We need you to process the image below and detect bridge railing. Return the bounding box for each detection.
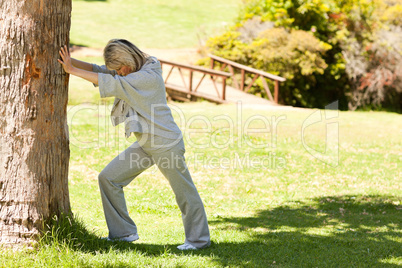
[209,54,286,103]
[160,59,231,104]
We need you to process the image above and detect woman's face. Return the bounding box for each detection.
[116,65,133,76]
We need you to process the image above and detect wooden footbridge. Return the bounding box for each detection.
[160,54,286,105]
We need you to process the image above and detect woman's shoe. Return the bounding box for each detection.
[177,243,198,250]
[102,233,139,242]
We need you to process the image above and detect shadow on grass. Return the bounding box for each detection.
[44,195,401,267]
[204,195,401,267]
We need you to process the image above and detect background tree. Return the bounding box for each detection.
[0,0,72,247]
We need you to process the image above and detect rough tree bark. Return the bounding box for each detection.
[0,0,72,246]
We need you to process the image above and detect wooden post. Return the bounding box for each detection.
[228,65,239,89]
[241,69,245,91]
[210,58,214,70]
[274,81,279,103]
[222,78,227,101]
[189,71,193,92]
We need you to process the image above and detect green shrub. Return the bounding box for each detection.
[204,20,337,107]
[202,0,402,111]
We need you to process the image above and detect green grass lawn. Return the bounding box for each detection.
[1,102,401,267]
[70,0,241,48]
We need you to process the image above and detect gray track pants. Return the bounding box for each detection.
[98,134,210,248]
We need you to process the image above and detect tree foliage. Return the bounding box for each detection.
[203,0,402,110]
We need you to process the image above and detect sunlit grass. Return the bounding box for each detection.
[71,0,241,49]
[1,102,401,267]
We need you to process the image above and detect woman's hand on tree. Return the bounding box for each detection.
[58,45,74,74]
[57,45,98,85]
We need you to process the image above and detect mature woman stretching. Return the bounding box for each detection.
[58,39,210,250]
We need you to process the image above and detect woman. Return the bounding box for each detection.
[58,39,210,250]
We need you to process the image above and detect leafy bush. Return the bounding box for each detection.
[202,0,402,111]
[339,1,402,110]
[204,18,340,107]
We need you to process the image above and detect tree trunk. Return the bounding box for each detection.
[0,0,72,247]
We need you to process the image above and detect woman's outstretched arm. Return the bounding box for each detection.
[71,58,93,71]
[58,45,98,85]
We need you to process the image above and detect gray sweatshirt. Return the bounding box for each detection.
[92,57,182,140]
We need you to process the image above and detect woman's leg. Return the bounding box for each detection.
[98,142,154,239]
[147,139,210,249]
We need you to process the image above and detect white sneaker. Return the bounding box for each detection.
[177,243,198,250]
[102,233,139,242]
[119,233,139,242]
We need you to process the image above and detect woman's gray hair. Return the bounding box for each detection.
[103,39,149,72]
